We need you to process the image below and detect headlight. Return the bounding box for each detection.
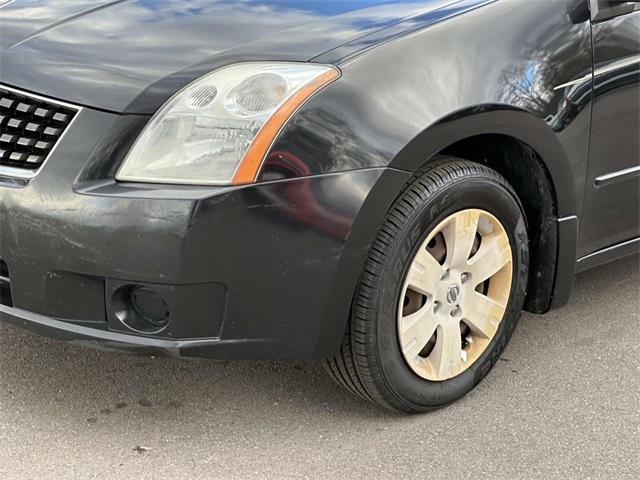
[116,63,339,186]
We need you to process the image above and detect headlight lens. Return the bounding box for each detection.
[116,63,339,186]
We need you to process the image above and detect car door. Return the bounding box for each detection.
[579,0,640,258]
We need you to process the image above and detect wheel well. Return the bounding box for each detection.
[437,134,558,314]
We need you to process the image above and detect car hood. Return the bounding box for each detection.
[0,0,457,114]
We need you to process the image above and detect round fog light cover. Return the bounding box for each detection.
[131,286,171,329]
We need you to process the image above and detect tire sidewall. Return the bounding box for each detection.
[374,176,529,409]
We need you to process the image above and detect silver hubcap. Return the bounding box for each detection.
[397,209,513,381]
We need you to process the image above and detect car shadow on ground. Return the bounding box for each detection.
[0,256,638,427]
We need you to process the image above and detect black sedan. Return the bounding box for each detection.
[0,0,638,413]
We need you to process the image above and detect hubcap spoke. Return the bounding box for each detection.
[430,322,463,378]
[443,210,480,268]
[400,306,439,360]
[462,292,506,339]
[468,233,511,285]
[405,248,444,295]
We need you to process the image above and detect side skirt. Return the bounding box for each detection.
[576,237,640,274]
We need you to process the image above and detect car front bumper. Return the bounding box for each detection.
[0,104,411,359]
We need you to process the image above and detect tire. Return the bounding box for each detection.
[324,158,529,413]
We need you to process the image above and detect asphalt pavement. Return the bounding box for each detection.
[0,257,638,480]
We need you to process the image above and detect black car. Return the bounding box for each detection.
[0,0,638,413]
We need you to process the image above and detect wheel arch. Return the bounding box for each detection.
[390,105,577,218]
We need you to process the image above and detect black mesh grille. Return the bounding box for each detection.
[0,86,78,171]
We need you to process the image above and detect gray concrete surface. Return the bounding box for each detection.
[0,257,638,480]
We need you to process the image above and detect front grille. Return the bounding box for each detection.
[0,85,79,172]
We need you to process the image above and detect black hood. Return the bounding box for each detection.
[0,0,458,113]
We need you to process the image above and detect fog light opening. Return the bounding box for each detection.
[112,285,171,334]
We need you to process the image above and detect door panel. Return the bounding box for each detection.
[579,9,640,257]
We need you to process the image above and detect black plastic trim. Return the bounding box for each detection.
[550,216,578,309]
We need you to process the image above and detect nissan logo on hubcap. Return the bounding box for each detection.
[446,285,460,304]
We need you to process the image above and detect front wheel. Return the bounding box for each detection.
[325,159,529,413]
